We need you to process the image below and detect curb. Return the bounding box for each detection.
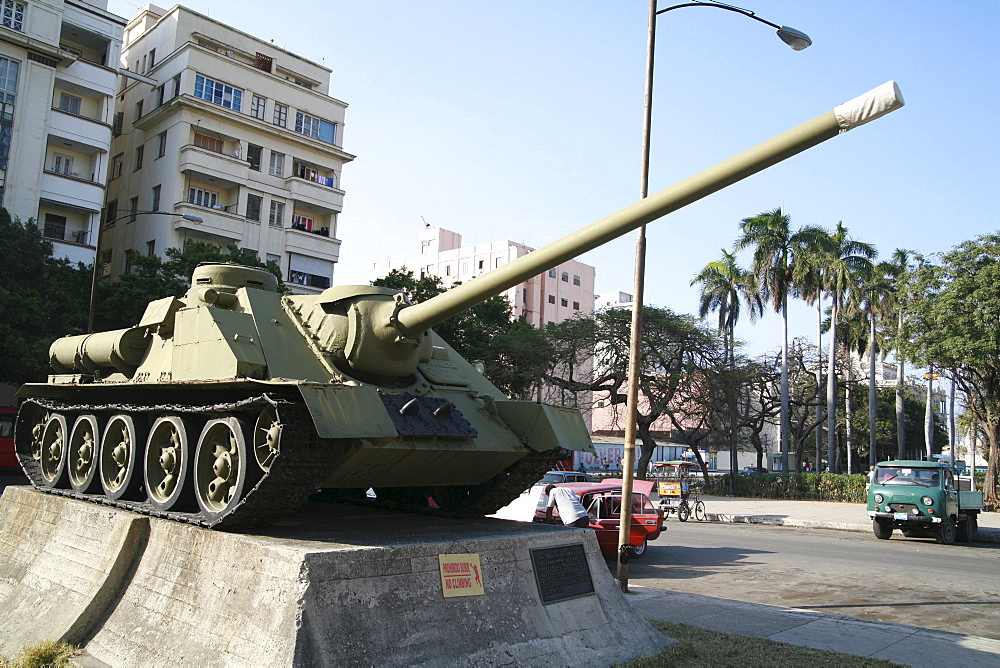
[706,513,1000,544]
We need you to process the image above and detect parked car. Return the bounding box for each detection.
[741,466,769,475]
[535,470,594,485]
[533,483,664,558]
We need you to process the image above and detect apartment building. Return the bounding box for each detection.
[376,225,596,327]
[102,4,354,293]
[0,0,124,264]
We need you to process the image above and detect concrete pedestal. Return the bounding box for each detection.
[0,486,669,666]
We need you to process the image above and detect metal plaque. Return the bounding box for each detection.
[530,544,594,605]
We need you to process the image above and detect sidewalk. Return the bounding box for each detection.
[623,496,1000,666]
[627,587,1000,667]
[698,495,1000,543]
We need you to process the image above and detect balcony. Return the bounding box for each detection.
[173,203,244,244]
[283,175,344,212]
[179,144,248,187]
[284,227,341,262]
[40,172,104,210]
[57,58,118,98]
[48,108,112,153]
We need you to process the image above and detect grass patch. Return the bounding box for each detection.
[620,621,901,667]
[1,640,78,667]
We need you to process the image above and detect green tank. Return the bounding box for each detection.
[14,82,904,528]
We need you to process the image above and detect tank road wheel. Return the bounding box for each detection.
[872,519,893,539]
[252,405,281,473]
[144,416,195,512]
[934,518,957,545]
[100,415,146,500]
[194,417,251,522]
[39,414,70,488]
[68,415,102,493]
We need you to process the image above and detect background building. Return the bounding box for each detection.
[375,225,596,327]
[0,0,124,264]
[102,3,354,293]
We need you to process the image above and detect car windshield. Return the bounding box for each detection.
[876,467,940,487]
[539,473,563,483]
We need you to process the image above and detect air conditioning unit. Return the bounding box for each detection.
[225,50,235,58]
[100,265,111,277]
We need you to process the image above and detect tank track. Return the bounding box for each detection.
[16,395,353,529]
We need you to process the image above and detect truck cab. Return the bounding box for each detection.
[867,459,982,544]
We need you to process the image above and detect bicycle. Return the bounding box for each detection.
[679,492,707,522]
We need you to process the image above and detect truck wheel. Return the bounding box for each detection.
[934,518,957,545]
[958,515,979,543]
[872,519,893,540]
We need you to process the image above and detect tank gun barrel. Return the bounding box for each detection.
[395,81,904,338]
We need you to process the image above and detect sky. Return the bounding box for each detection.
[105,0,1000,358]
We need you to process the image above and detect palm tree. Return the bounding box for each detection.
[735,209,825,472]
[691,249,762,486]
[861,260,896,467]
[817,222,876,472]
[884,249,911,460]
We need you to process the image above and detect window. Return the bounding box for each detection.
[548,268,556,278]
[254,53,273,73]
[147,48,156,71]
[560,298,568,307]
[43,214,66,240]
[273,103,287,127]
[462,262,468,274]
[247,144,262,171]
[157,131,167,158]
[193,74,243,111]
[100,248,112,264]
[268,151,284,177]
[573,274,581,286]
[561,272,569,282]
[1,1,25,31]
[188,186,218,208]
[112,111,123,136]
[522,288,527,303]
[134,145,144,170]
[135,99,143,121]
[129,196,138,222]
[268,200,284,227]
[151,185,160,211]
[194,133,223,153]
[294,111,336,144]
[105,200,118,226]
[0,54,18,106]
[156,84,164,107]
[146,240,155,257]
[445,265,451,276]
[51,153,73,175]
[287,270,330,290]
[171,75,180,99]
[58,92,81,114]
[110,153,123,179]
[478,260,484,271]
[250,95,266,120]
[420,240,432,254]
[246,194,262,222]
[547,295,555,304]
[573,301,580,310]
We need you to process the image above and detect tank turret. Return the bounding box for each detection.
[14,82,904,527]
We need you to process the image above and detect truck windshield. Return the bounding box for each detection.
[875,467,940,487]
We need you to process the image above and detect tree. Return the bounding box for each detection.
[735,208,825,472]
[883,249,913,460]
[904,234,1000,507]
[371,268,548,398]
[95,241,283,331]
[544,307,728,483]
[691,249,761,490]
[861,259,897,467]
[0,211,90,383]
[812,222,875,472]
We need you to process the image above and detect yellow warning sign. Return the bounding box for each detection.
[438,553,484,598]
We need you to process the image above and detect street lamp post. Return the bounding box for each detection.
[617,0,811,592]
[87,210,204,333]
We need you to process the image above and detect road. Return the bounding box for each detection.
[624,520,1000,640]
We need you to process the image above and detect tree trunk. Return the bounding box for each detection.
[780,292,790,473]
[925,369,934,459]
[896,309,905,460]
[985,421,999,509]
[635,425,657,481]
[816,299,824,473]
[826,298,840,471]
[846,377,854,474]
[869,308,877,467]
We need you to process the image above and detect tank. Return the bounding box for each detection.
[14,82,903,528]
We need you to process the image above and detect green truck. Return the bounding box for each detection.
[867,460,983,545]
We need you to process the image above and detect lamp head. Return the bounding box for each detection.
[776,26,812,51]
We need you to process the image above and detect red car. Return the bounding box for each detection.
[0,406,16,467]
[534,482,665,558]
